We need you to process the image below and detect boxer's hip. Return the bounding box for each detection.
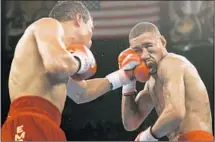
[7,95,62,126]
[2,95,66,141]
[177,130,214,141]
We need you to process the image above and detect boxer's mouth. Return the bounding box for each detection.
[144,60,153,67]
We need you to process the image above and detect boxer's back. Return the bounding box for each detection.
[169,54,213,140]
[150,53,212,140]
[8,20,67,113]
[179,55,212,133]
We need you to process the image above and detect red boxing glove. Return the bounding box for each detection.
[118,48,139,95]
[67,44,97,80]
[106,48,150,91]
[118,48,150,83]
[134,60,150,83]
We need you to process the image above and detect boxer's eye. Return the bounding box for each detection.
[133,46,142,54]
[142,42,153,48]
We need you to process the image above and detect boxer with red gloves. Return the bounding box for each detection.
[120,22,213,142]
[3,1,147,141]
[66,45,150,104]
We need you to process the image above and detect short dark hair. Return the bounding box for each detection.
[129,22,161,41]
[49,1,91,23]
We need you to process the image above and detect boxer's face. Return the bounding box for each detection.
[76,14,94,48]
[130,32,167,75]
[63,14,94,48]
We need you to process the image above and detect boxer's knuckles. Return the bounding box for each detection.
[67,44,97,80]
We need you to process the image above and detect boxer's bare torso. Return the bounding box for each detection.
[9,19,67,113]
[147,53,212,140]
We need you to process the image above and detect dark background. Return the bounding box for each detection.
[1,1,214,141]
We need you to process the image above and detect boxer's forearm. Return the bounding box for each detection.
[84,78,112,100]
[151,107,183,138]
[121,95,141,131]
[67,77,111,104]
[73,78,112,104]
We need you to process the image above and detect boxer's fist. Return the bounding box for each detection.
[118,48,141,71]
[118,48,150,83]
[105,49,136,90]
[118,48,139,95]
[67,44,97,80]
[134,61,150,83]
[105,48,149,91]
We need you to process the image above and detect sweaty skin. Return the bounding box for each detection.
[149,54,212,140]
[9,18,111,113]
[9,18,71,113]
[121,32,212,141]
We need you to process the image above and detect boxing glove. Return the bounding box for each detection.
[67,44,97,80]
[106,48,149,91]
[119,48,150,95]
[118,48,140,95]
[134,60,150,83]
[119,48,150,83]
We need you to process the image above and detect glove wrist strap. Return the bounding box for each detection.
[106,70,131,90]
[73,53,89,74]
[139,127,158,141]
[122,81,136,95]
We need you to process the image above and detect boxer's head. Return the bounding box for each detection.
[129,22,167,75]
[49,1,94,48]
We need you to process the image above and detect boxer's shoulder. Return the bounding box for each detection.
[34,17,60,26]
[157,53,190,79]
[31,18,64,36]
[159,54,187,70]
[159,53,193,69]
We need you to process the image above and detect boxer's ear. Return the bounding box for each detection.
[75,13,84,27]
[160,35,166,48]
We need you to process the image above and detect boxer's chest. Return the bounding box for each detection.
[148,77,165,115]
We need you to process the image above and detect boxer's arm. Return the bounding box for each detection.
[67,77,111,104]
[122,82,154,131]
[34,18,80,79]
[150,58,186,139]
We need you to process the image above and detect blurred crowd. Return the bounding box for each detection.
[4,1,55,55]
[4,1,214,55]
[167,1,214,51]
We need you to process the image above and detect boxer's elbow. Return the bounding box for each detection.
[73,92,88,104]
[123,122,137,131]
[168,106,185,125]
[76,84,104,104]
[173,110,185,123]
[123,115,141,131]
[74,89,95,104]
[73,99,84,104]
[173,106,185,121]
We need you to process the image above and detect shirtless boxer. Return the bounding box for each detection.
[118,22,214,141]
[2,1,145,141]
